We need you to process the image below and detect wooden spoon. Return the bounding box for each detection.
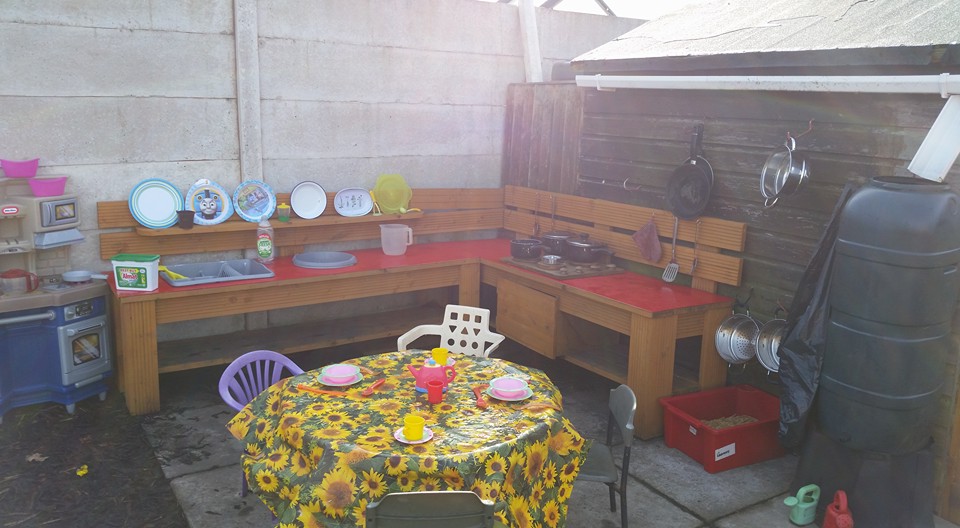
[472,384,489,410]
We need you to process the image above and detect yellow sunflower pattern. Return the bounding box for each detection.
[226,351,589,528]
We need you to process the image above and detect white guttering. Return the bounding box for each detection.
[519,0,544,82]
[575,73,960,182]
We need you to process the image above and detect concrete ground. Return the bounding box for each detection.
[141,341,960,528]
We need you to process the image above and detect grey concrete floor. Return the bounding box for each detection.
[141,340,960,528]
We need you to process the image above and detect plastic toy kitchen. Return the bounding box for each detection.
[0,164,111,423]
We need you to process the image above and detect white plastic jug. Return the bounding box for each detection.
[380,224,413,255]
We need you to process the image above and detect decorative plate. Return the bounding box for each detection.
[333,187,374,217]
[394,427,434,445]
[290,181,327,219]
[317,373,364,387]
[185,179,233,226]
[233,180,276,222]
[486,387,534,402]
[128,178,183,229]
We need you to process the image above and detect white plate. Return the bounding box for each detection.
[233,180,276,222]
[486,387,534,402]
[317,373,364,387]
[394,427,434,445]
[333,187,374,217]
[290,181,327,219]
[185,179,234,225]
[128,178,183,229]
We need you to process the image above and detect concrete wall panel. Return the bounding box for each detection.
[258,0,517,55]
[259,38,524,105]
[0,0,233,33]
[0,24,235,97]
[261,100,497,159]
[0,97,238,166]
[264,154,501,192]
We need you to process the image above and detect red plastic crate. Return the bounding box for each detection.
[659,385,785,473]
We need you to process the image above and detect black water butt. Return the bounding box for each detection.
[817,176,960,454]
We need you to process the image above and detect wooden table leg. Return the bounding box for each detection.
[115,300,161,415]
[458,262,480,306]
[698,306,729,391]
[628,313,678,439]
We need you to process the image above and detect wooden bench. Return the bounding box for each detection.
[98,186,746,438]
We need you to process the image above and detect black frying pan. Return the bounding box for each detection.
[666,125,714,219]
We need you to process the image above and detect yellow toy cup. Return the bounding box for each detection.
[403,414,425,441]
[431,347,449,366]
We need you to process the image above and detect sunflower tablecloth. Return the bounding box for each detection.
[226,351,589,528]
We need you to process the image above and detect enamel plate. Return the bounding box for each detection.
[290,181,327,219]
[394,427,434,445]
[185,179,234,226]
[233,180,277,222]
[333,187,374,217]
[128,178,183,229]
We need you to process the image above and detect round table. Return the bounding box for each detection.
[227,350,588,528]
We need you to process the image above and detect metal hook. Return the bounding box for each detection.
[786,119,815,143]
[623,178,642,191]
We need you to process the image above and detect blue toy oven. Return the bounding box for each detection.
[0,294,111,423]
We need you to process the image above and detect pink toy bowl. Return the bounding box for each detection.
[490,376,529,398]
[27,176,68,197]
[1,158,39,178]
[320,363,360,384]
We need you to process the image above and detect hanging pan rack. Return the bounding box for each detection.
[578,175,643,191]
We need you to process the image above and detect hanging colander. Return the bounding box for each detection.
[714,311,759,364]
[373,174,414,214]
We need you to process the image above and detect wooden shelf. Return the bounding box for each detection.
[136,211,423,237]
[562,342,701,395]
[157,303,443,374]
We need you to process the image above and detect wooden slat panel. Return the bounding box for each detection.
[97,188,504,230]
[503,210,743,287]
[100,208,504,260]
[505,185,746,251]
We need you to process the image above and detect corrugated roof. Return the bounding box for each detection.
[572,0,960,72]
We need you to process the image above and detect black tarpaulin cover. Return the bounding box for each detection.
[778,184,855,448]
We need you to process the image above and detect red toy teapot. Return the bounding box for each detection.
[823,490,854,528]
[408,358,456,393]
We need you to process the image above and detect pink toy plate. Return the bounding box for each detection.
[486,387,534,401]
[318,373,363,387]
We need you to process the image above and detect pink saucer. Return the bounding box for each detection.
[318,373,363,387]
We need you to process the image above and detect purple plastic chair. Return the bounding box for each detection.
[219,349,304,496]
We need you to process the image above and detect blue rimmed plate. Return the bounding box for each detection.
[185,179,233,226]
[128,178,183,229]
[233,180,276,222]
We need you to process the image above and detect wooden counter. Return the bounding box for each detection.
[110,238,732,438]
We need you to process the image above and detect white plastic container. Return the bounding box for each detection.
[111,253,159,291]
[380,224,413,255]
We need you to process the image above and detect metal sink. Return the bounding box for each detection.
[159,259,274,287]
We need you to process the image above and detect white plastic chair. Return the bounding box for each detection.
[397,304,505,358]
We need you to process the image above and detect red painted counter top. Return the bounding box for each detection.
[110,237,731,315]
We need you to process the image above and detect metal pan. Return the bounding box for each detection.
[63,270,108,283]
[666,125,714,219]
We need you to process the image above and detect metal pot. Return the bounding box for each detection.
[540,231,574,255]
[761,137,809,208]
[564,234,612,264]
[510,239,545,261]
[755,317,786,373]
[714,311,759,364]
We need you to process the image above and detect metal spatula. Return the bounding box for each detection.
[662,216,680,282]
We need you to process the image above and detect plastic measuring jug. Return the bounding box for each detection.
[380,224,413,255]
